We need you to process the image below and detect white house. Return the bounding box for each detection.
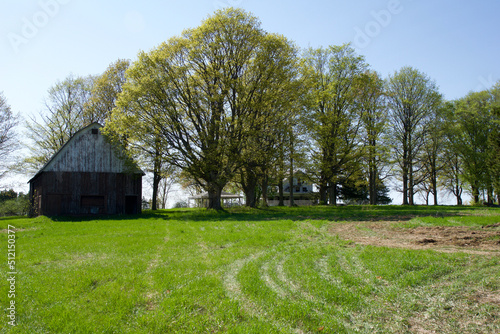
[268,171,317,206]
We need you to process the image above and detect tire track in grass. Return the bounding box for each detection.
[275,255,317,303]
[241,245,353,332]
[224,220,373,333]
[143,232,170,310]
[261,259,288,299]
[223,250,306,334]
[316,255,342,287]
[143,245,163,310]
[276,248,357,331]
[318,250,390,332]
[259,247,314,301]
[336,251,373,286]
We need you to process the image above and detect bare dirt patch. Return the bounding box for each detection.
[328,221,500,255]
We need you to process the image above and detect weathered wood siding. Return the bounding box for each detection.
[30,171,142,216]
[44,124,135,174]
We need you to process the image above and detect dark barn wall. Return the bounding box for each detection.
[30,171,142,216]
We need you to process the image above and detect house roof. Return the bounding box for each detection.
[28,123,144,183]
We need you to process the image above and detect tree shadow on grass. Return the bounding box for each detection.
[42,205,491,223]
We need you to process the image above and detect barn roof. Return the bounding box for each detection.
[28,123,144,183]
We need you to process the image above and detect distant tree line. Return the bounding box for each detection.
[13,8,500,209]
[0,189,30,216]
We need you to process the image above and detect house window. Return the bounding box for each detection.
[302,187,308,192]
[91,128,98,135]
[296,186,300,192]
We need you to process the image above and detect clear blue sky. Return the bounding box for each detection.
[1,0,499,201]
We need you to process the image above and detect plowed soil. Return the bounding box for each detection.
[329,221,500,255]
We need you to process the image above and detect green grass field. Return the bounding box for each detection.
[1,206,499,333]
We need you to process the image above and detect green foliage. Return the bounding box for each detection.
[107,8,300,210]
[385,66,442,205]
[17,8,500,207]
[0,189,17,202]
[0,192,29,216]
[488,82,500,202]
[23,75,95,172]
[444,88,499,204]
[357,71,391,205]
[84,59,130,125]
[0,92,19,179]
[340,177,392,205]
[301,44,368,205]
[173,200,188,208]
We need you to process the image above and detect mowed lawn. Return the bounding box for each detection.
[1,206,499,333]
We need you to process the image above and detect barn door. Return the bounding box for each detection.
[125,195,138,214]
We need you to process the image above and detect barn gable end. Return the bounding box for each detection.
[29,123,144,216]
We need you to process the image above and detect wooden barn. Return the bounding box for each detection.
[28,123,144,216]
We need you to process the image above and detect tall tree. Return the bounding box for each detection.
[441,149,464,205]
[0,92,18,180]
[157,165,178,209]
[419,105,445,205]
[235,35,300,208]
[24,75,94,171]
[452,91,494,203]
[385,66,442,205]
[84,59,130,124]
[302,44,367,205]
[357,71,390,205]
[489,81,500,204]
[108,8,298,210]
[91,59,173,210]
[439,101,466,205]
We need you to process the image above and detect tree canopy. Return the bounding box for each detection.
[107,8,299,209]
[15,8,500,207]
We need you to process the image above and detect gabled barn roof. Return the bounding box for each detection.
[28,123,144,183]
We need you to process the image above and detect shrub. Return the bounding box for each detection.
[173,200,188,208]
[0,196,30,216]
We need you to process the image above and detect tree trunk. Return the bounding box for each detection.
[329,182,337,206]
[242,168,258,208]
[244,185,258,207]
[160,180,167,209]
[369,165,377,205]
[433,178,438,206]
[289,136,294,207]
[368,141,377,205]
[487,185,493,205]
[207,185,223,210]
[402,138,409,205]
[152,159,162,211]
[289,164,294,207]
[402,169,409,205]
[429,156,438,206]
[278,178,284,206]
[261,173,269,207]
[408,159,415,206]
[319,173,328,205]
[151,143,163,211]
[472,185,480,204]
[455,172,462,205]
[278,143,285,206]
